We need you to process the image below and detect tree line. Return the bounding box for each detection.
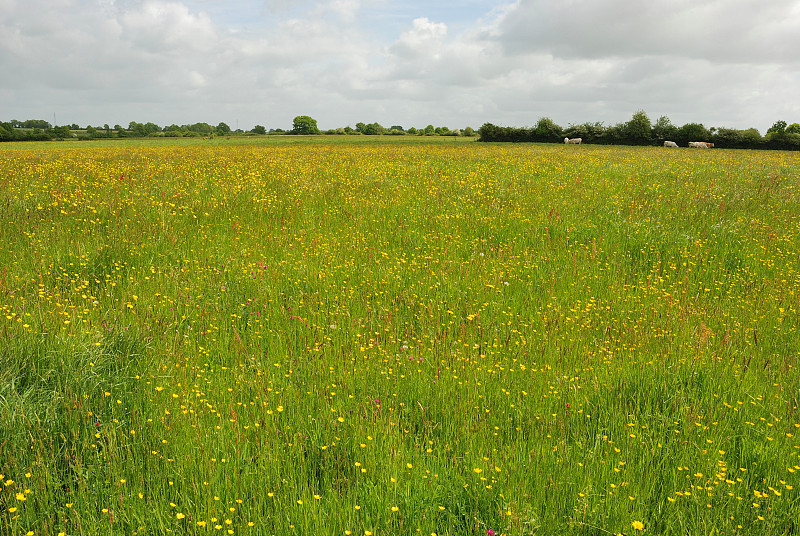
[477,111,800,150]
[4,112,799,149]
[0,120,238,141]
[0,115,477,142]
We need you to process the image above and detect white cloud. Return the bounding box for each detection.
[391,17,448,59]
[120,1,217,52]
[1,0,799,131]
[491,0,800,65]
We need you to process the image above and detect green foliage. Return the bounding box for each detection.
[534,117,562,141]
[188,122,213,134]
[292,115,321,135]
[13,118,51,129]
[767,120,787,135]
[740,127,763,144]
[50,125,71,139]
[652,115,678,142]
[624,110,652,144]
[357,122,384,135]
[3,114,799,150]
[0,122,13,141]
[676,122,710,145]
[127,121,162,137]
[765,121,797,148]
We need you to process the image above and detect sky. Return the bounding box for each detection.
[2,0,799,133]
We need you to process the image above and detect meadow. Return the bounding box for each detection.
[0,137,798,535]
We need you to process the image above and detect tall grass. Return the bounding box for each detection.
[0,139,798,535]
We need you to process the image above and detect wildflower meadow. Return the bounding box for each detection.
[1,137,798,535]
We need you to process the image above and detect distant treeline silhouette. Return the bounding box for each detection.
[478,112,800,150]
[0,117,477,142]
[3,112,799,149]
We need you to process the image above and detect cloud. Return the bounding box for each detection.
[490,0,800,65]
[390,17,448,59]
[1,0,798,131]
[119,1,217,53]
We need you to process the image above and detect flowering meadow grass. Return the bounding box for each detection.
[1,138,798,535]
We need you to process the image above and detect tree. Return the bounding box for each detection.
[216,122,231,135]
[652,115,678,142]
[786,123,800,135]
[51,125,71,139]
[128,121,147,137]
[534,117,563,142]
[676,122,710,145]
[0,122,14,141]
[188,123,212,134]
[624,110,652,144]
[362,122,383,135]
[144,122,161,135]
[767,120,787,135]
[21,119,50,129]
[251,125,266,135]
[406,127,417,135]
[424,125,435,136]
[163,124,183,137]
[462,127,475,137]
[740,128,762,145]
[603,123,627,144]
[564,123,589,141]
[292,115,320,135]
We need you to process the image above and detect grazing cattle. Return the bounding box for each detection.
[689,142,708,148]
[663,141,679,147]
[564,137,582,144]
[704,142,714,148]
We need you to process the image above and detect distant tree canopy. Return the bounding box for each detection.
[355,122,384,135]
[477,111,800,150]
[1,112,797,149]
[291,115,320,135]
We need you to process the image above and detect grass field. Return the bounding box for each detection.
[1,138,798,535]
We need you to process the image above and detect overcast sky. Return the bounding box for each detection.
[2,0,799,133]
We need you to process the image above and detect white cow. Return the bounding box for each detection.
[564,137,582,144]
[688,141,708,148]
[663,141,679,147]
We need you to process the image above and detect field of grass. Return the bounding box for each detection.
[1,138,798,535]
